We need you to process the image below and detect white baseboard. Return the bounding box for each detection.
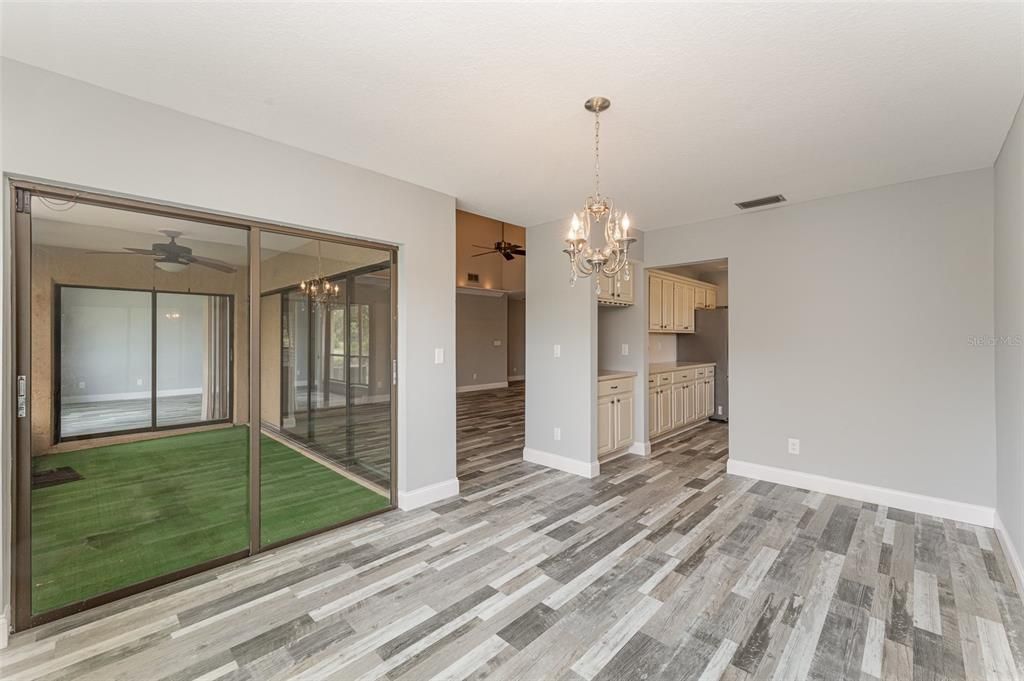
[628,441,651,457]
[523,447,599,478]
[0,610,8,649]
[398,478,460,510]
[456,381,508,394]
[995,511,1024,594]
[726,459,995,527]
[508,375,525,382]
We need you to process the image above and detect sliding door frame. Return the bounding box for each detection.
[9,178,399,630]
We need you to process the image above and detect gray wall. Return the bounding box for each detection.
[995,97,1024,554]
[525,219,596,467]
[456,292,508,388]
[646,169,997,506]
[507,298,525,379]
[1,58,457,518]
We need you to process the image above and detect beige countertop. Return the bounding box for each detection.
[598,369,638,381]
[649,361,716,374]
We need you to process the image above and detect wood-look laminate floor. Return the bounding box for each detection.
[4,382,1023,680]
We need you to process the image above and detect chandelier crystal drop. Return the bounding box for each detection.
[563,97,636,293]
[299,241,341,304]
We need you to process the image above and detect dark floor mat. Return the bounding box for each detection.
[32,466,84,489]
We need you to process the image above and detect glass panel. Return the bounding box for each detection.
[58,287,152,438]
[260,232,392,547]
[29,197,250,615]
[156,292,232,427]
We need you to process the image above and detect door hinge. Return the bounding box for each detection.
[15,189,31,214]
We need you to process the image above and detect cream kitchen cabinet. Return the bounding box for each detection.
[597,262,636,306]
[647,270,715,333]
[646,362,717,439]
[598,373,636,457]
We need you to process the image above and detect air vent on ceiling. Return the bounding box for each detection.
[467,273,480,283]
[735,194,786,210]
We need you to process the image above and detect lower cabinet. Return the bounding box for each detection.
[598,378,635,457]
[648,365,716,439]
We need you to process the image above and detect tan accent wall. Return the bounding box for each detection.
[260,293,282,427]
[455,210,525,292]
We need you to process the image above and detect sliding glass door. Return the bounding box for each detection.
[259,233,394,547]
[57,287,233,439]
[13,181,398,629]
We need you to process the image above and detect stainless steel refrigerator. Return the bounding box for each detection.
[677,308,729,421]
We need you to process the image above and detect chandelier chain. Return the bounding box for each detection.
[593,111,600,198]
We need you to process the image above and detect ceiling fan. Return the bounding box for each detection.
[473,222,525,261]
[87,230,236,273]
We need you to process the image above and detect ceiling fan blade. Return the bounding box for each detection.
[472,251,499,257]
[85,250,151,255]
[472,244,495,250]
[187,255,237,273]
[124,247,160,255]
[511,248,526,256]
[501,250,514,261]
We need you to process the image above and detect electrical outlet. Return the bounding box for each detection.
[621,343,629,356]
[137,378,143,387]
[492,339,502,347]
[553,344,561,358]
[788,438,800,455]
[553,427,561,441]
[434,348,444,364]
[717,405,723,416]
[472,372,478,380]
[78,381,85,389]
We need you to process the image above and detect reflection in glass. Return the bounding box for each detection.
[156,293,232,427]
[260,233,392,546]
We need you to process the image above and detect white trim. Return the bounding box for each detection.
[726,459,995,527]
[62,387,203,404]
[456,381,508,394]
[523,447,600,478]
[398,478,460,510]
[0,611,8,649]
[508,375,525,382]
[628,441,651,457]
[995,511,1024,594]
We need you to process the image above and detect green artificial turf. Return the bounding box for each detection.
[31,426,390,614]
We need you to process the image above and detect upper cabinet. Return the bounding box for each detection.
[597,262,636,306]
[647,270,718,333]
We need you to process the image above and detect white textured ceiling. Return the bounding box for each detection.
[3,2,1022,230]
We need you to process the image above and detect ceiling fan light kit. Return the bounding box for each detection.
[86,229,238,273]
[563,96,636,294]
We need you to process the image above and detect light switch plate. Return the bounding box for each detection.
[553,427,561,441]
[788,438,800,455]
[621,343,629,356]
[434,348,444,364]
[553,344,561,358]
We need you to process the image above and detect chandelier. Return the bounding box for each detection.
[299,241,340,304]
[564,96,636,291]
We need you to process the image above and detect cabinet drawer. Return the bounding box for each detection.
[706,366,715,377]
[599,379,631,397]
[673,369,695,382]
[695,367,706,378]
[656,373,672,386]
